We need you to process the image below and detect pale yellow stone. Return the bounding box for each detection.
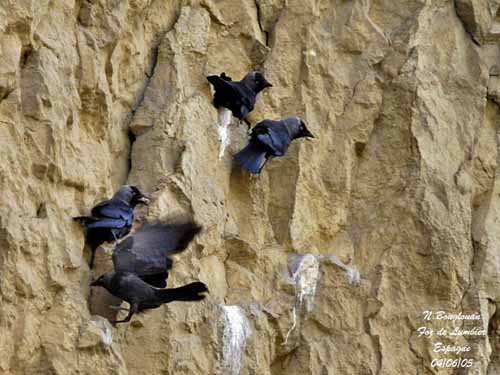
[1,0,500,374]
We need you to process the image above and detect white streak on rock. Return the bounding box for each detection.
[218,108,232,159]
[220,305,252,375]
[78,317,113,348]
[284,254,320,345]
[101,324,113,346]
[324,254,361,285]
[293,254,321,313]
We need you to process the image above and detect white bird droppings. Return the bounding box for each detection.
[283,254,321,345]
[100,325,113,346]
[325,254,361,286]
[220,305,252,375]
[218,108,232,159]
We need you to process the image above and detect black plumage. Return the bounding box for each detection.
[73,185,149,268]
[90,220,207,324]
[207,71,272,124]
[112,221,202,288]
[234,116,314,174]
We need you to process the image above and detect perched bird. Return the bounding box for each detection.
[207,71,272,125]
[73,185,150,269]
[234,117,314,174]
[91,220,207,324]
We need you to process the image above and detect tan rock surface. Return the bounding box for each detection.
[1,0,500,374]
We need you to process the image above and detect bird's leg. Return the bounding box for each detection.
[110,303,138,324]
[109,305,129,312]
[88,248,96,270]
[258,157,270,174]
[243,118,252,132]
[112,231,118,243]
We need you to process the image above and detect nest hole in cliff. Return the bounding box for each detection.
[36,202,47,218]
[19,44,34,68]
[354,141,366,157]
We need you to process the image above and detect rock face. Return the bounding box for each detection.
[1,0,500,374]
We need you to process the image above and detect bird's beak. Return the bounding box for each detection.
[263,79,273,88]
[137,195,150,205]
[90,279,99,287]
[303,128,314,138]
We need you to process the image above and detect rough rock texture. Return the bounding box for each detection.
[1,0,500,374]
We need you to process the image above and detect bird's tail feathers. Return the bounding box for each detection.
[234,142,268,174]
[140,272,168,289]
[73,216,96,226]
[73,216,125,230]
[156,281,208,303]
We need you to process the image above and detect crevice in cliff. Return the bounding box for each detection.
[131,5,179,122]
[87,18,176,321]
[487,300,500,374]
[0,87,13,104]
[104,41,117,97]
[453,0,481,46]
[407,318,425,370]
[20,45,33,68]
[130,45,158,118]
[144,41,160,80]
[125,31,166,173]
[126,130,136,174]
[363,270,383,374]
[199,1,228,27]
[253,0,269,47]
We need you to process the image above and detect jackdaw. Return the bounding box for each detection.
[91,220,207,324]
[234,116,314,174]
[73,185,150,268]
[207,71,272,125]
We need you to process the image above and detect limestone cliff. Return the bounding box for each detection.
[1,0,500,374]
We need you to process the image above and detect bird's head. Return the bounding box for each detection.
[286,117,315,139]
[90,272,114,289]
[117,185,150,207]
[298,119,314,139]
[244,71,273,93]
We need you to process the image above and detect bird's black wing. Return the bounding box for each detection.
[113,236,170,277]
[92,200,132,219]
[231,83,255,118]
[252,121,291,156]
[207,76,254,118]
[112,221,202,277]
[90,200,134,227]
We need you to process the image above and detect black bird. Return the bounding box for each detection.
[91,220,207,324]
[207,71,272,126]
[234,116,314,174]
[73,185,150,269]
